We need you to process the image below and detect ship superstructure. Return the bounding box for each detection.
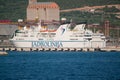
[10,21,106,48]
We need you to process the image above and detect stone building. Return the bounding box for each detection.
[0,23,17,47]
[0,23,17,40]
[27,0,60,21]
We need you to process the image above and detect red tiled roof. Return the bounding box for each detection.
[27,2,59,9]
[0,20,11,23]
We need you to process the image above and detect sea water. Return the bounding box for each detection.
[0,51,120,80]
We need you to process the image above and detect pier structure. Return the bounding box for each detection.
[0,47,120,52]
[0,51,8,55]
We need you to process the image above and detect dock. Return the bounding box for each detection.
[0,47,120,52]
[0,51,8,55]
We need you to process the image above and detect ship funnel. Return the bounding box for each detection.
[56,23,70,35]
[74,24,86,31]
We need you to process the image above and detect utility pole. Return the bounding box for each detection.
[104,20,110,37]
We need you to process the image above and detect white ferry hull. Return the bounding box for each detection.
[11,40,106,48]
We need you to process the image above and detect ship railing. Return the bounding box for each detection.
[16,34,29,37]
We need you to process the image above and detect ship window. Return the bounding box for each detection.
[49,33,56,35]
[39,39,43,40]
[70,39,78,40]
[16,38,24,40]
[84,35,91,37]
[24,35,28,37]
[41,33,47,35]
[88,38,92,41]
[30,35,34,37]
[79,35,83,37]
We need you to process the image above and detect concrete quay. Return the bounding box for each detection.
[100,47,120,52]
[0,47,120,52]
[0,51,8,55]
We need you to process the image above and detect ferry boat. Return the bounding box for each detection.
[10,22,106,48]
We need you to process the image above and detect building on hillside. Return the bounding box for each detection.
[27,0,60,21]
[0,23,17,40]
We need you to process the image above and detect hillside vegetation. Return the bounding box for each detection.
[38,0,120,9]
[0,0,120,26]
[0,0,28,21]
[61,6,120,26]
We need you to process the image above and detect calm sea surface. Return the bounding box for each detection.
[0,51,120,80]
